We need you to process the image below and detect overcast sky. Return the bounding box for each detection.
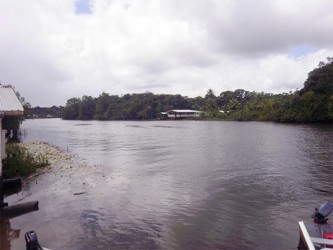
[1,0,333,107]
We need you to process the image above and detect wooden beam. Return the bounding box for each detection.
[1,201,39,219]
[2,111,24,116]
[3,178,22,191]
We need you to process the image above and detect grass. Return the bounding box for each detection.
[2,143,49,178]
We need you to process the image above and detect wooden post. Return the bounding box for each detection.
[0,117,3,222]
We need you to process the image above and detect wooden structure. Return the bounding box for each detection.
[0,85,38,220]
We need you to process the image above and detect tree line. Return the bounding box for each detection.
[32,58,333,123]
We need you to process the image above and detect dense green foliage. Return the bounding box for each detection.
[2,116,23,130]
[30,106,64,118]
[60,59,332,123]
[3,144,49,178]
[62,92,193,120]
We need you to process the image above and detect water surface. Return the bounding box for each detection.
[1,119,332,249]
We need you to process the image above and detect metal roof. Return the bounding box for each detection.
[0,86,24,116]
[169,109,201,113]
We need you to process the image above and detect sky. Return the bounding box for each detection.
[1,0,333,107]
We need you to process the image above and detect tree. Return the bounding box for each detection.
[218,91,234,110]
[297,60,333,122]
[63,98,81,120]
[205,89,215,99]
[60,59,332,123]
[78,95,96,120]
[94,92,111,120]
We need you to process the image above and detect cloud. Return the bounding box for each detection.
[1,0,333,106]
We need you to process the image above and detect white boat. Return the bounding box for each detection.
[298,201,333,250]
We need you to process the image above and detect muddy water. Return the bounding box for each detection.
[1,119,332,249]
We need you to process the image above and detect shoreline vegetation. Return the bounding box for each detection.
[3,142,49,179]
[4,141,106,194]
[3,141,84,179]
[29,59,333,124]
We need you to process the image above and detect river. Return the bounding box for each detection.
[1,119,332,249]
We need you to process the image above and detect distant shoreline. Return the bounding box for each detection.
[25,117,333,125]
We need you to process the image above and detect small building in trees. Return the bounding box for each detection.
[160,109,201,119]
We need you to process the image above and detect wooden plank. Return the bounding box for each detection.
[2,111,24,116]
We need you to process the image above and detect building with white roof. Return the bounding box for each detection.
[160,109,201,119]
[0,85,24,177]
[0,85,24,116]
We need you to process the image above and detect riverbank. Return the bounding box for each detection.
[20,141,74,177]
[19,141,105,184]
[2,141,108,249]
[4,141,107,201]
[3,141,79,179]
[2,140,106,194]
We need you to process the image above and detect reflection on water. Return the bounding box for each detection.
[1,119,332,249]
[77,209,160,249]
[0,220,20,250]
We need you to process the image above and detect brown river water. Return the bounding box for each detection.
[1,119,332,249]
